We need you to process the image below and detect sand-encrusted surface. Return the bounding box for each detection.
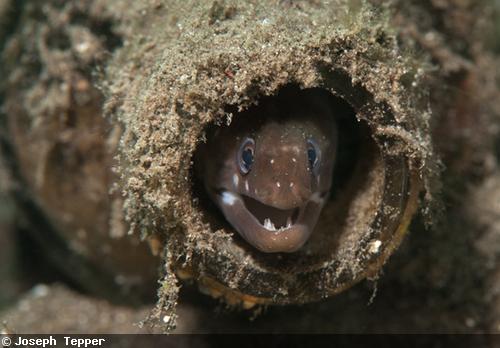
[101,1,438,320]
[1,285,154,334]
[0,0,499,334]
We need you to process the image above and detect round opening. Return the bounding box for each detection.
[191,85,383,274]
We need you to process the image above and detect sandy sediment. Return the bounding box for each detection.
[0,0,499,333]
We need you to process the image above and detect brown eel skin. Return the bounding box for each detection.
[196,89,338,253]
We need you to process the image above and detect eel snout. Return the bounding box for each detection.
[216,189,326,253]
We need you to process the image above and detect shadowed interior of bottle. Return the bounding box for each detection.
[192,85,384,275]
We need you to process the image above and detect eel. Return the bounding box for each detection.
[196,90,338,253]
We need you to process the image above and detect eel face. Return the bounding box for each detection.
[198,91,338,253]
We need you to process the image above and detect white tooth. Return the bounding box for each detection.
[271,221,276,230]
[286,216,292,228]
[264,218,273,230]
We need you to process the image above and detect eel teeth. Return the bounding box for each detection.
[263,218,276,231]
[263,217,293,231]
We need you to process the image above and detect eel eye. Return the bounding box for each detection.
[307,139,320,173]
[238,137,255,175]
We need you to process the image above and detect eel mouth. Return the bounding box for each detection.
[241,195,300,231]
[213,188,325,253]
